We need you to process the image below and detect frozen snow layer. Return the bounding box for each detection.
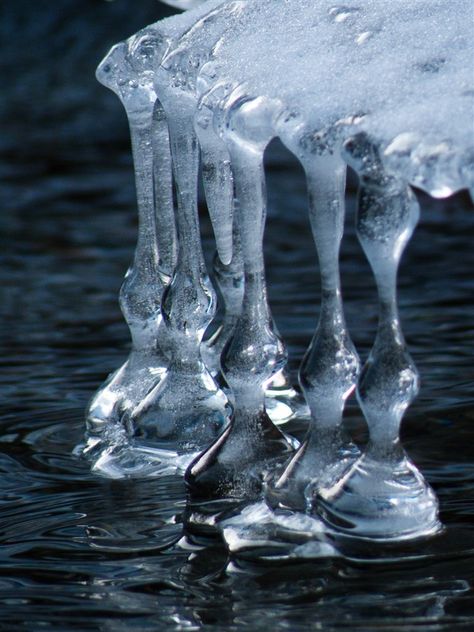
[174,0,474,196]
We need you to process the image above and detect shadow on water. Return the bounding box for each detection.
[0,1,473,630]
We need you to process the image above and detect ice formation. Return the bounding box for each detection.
[80,0,473,544]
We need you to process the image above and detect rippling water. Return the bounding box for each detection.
[2,2,474,629]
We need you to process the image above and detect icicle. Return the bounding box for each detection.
[317,133,440,540]
[265,133,360,511]
[129,61,231,454]
[186,94,295,500]
[195,78,235,266]
[196,78,307,423]
[195,75,243,377]
[82,31,174,469]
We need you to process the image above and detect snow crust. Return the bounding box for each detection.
[163,0,473,196]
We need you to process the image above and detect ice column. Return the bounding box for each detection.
[186,95,295,500]
[129,44,230,451]
[317,134,440,540]
[194,78,243,378]
[266,129,360,511]
[83,31,176,462]
[196,83,307,420]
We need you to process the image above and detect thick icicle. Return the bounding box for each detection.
[82,32,175,472]
[186,95,295,501]
[129,60,230,456]
[167,0,305,434]
[196,80,307,423]
[317,133,440,540]
[265,140,360,511]
[196,79,243,377]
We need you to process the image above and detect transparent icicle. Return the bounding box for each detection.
[265,142,360,511]
[186,95,295,500]
[195,78,242,377]
[169,2,302,423]
[318,133,440,541]
[82,31,175,469]
[130,64,230,453]
[195,79,305,423]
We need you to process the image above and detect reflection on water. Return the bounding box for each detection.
[1,1,474,629]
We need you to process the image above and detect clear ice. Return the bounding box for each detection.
[82,32,177,475]
[80,0,473,547]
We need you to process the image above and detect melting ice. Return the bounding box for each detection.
[79,0,473,551]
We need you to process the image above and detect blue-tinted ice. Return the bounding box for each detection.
[79,0,473,552]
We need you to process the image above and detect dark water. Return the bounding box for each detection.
[1,1,474,630]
